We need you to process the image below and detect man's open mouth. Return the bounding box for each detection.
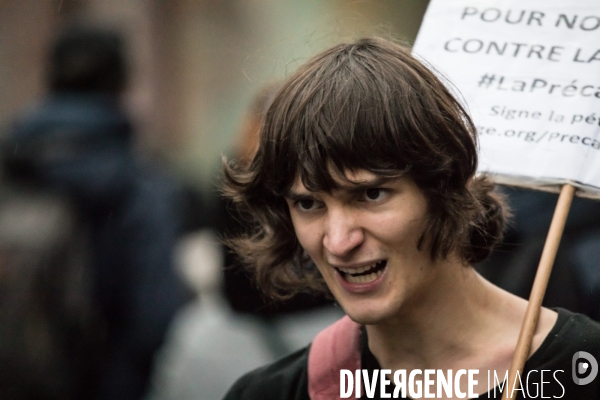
[335,260,387,284]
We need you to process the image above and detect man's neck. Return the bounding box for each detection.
[364,263,525,373]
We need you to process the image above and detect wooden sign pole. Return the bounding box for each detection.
[501,184,576,400]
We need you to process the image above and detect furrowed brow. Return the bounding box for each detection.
[285,176,395,200]
[285,191,314,202]
[343,176,393,195]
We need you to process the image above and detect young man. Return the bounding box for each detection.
[222,38,600,399]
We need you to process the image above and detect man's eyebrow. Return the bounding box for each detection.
[285,176,396,200]
[284,191,313,202]
[342,176,394,194]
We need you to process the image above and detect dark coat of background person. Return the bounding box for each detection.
[0,27,191,400]
[477,186,600,322]
[0,188,97,400]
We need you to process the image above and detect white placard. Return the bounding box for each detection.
[413,0,600,198]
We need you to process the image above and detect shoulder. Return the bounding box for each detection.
[548,308,600,349]
[223,346,310,400]
[525,309,600,399]
[531,308,600,362]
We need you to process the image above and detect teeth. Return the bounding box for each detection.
[337,263,378,275]
[344,268,384,284]
[335,261,386,284]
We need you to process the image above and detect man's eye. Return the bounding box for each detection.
[363,188,388,202]
[297,199,318,211]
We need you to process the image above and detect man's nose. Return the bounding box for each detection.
[322,209,364,258]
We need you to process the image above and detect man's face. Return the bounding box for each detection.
[285,170,443,325]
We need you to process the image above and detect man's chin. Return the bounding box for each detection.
[343,306,392,326]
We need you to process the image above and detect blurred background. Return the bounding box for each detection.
[0,0,429,187]
[1,1,598,400]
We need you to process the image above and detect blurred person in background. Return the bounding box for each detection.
[1,25,191,400]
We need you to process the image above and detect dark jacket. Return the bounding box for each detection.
[3,93,189,400]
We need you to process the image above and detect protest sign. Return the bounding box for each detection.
[413,0,600,198]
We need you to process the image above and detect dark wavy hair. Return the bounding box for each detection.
[223,37,507,299]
